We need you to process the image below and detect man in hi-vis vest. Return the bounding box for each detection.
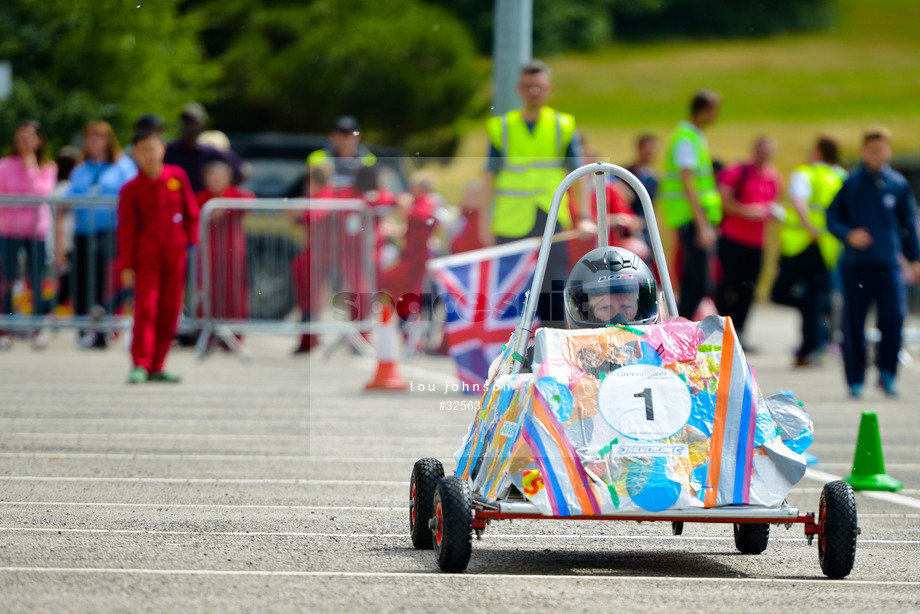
[772,136,846,367]
[660,90,723,319]
[307,116,377,193]
[479,60,594,328]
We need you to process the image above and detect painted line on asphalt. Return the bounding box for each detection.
[0,432,461,443]
[792,487,920,495]
[4,476,917,496]
[0,476,406,486]
[5,500,919,521]
[804,468,920,511]
[0,499,916,519]
[0,452,423,463]
[0,568,917,586]
[0,502,406,511]
[0,527,916,545]
[812,462,920,471]
[0,418,310,427]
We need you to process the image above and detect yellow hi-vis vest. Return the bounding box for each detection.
[487,107,576,238]
[779,163,847,269]
[307,148,377,190]
[660,121,722,229]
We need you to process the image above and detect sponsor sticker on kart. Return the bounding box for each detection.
[607,443,689,458]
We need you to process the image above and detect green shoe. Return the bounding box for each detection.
[127,367,148,384]
[148,370,181,383]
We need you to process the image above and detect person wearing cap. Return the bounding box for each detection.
[118,128,200,384]
[307,116,377,192]
[164,102,246,193]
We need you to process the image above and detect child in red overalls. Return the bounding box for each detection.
[383,173,441,321]
[196,161,254,325]
[292,165,336,354]
[118,130,199,383]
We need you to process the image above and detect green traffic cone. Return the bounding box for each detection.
[843,411,903,492]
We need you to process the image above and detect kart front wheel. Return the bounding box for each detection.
[819,480,858,578]
[432,476,472,572]
[409,458,444,549]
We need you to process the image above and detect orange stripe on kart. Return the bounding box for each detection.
[706,317,736,508]
[531,392,599,514]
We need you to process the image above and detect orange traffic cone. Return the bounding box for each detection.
[365,303,409,391]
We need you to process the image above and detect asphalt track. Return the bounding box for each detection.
[1,304,918,613]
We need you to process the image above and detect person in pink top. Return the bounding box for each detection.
[0,120,58,349]
[716,136,784,343]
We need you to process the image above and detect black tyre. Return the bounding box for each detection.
[409,458,444,549]
[432,476,472,573]
[819,480,858,579]
[733,522,770,554]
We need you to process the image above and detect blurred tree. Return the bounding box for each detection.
[610,0,835,40]
[0,0,218,152]
[192,0,484,153]
[427,0,616,56]
[430,0,834,51]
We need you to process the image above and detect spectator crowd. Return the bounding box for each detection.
[0,59,918,395]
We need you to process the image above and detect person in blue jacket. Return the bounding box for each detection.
[63,120,125,349]
[826,127,920,397]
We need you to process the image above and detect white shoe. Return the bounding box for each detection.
[31,332,48,350]
[0,335,12,351]
[77,331,98,349]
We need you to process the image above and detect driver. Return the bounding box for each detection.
[564,246,659,328]
[587,290,639,324]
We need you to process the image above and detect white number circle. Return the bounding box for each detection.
[597,364,691,441]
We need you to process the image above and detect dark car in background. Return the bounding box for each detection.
[224,133,408,320]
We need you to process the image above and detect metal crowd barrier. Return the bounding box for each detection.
[1,194,917,359]
[0,194,129,335]
[195,197,377,359]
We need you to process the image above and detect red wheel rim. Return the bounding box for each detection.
[435,501,443,548]
[819,498,827,552]
[410,482,416,526]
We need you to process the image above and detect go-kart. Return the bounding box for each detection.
[410,163,858,577]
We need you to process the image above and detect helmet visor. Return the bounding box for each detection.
[565,276,658,326]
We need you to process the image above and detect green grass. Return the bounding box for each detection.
[432,0,920,205]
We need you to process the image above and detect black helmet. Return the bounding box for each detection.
[564,247,658,328]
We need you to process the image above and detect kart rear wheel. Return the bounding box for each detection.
[733,522,770,554]
[819,480,858,578]
[409,458,444,549]
[432,476,472,573]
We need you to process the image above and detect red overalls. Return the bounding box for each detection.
[196,185,254,321]
[118,165,199,372]
[383,194,439,320]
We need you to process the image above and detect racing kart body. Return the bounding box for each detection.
[410,163,857,578]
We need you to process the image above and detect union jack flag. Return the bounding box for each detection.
[427,239,541,391]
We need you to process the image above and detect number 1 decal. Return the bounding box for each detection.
[597,364,691,440]
[634,388,654,420]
